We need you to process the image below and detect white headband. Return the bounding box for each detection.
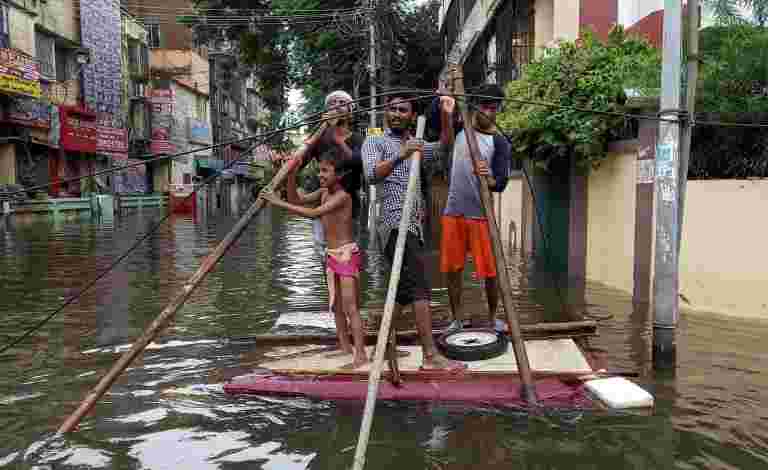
[325,90,355,110]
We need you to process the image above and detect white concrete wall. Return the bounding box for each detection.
[618,0,664,27]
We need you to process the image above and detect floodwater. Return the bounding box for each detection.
[0,207,766,469]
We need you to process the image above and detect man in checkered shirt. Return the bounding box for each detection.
[362,90,466,372]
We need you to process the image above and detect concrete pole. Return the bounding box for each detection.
[676,0,699,255]
[652,0,684,367]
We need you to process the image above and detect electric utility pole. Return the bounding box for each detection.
[677,0,699,255]
[652,0,684,367]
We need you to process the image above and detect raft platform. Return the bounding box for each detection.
[224,338,600,406]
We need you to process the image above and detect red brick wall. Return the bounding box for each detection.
[580,0,619,41]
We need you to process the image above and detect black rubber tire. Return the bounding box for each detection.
[436,328,509,362]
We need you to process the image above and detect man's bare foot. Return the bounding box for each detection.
[325,347,353,358]
[340,354,370,370]
[420,354,468,373]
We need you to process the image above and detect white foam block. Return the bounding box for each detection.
[584,377,654,409]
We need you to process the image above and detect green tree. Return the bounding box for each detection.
[698,24,768,112]
[496,27,661,173]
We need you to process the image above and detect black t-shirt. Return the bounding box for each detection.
[308,127,364,162]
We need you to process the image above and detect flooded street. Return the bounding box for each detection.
[1,208,767,469]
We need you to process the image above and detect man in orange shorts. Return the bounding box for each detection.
[439,84,510,332]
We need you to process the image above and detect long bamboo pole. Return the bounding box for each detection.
[453,67,538,405]
[57,154,307,434]
[351,116,427,470]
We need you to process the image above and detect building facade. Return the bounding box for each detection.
[121,0,267,213]
[438,0,668,89]
[0,0,83,195]
[118,10,150,193]
[437,0,671,302]
[0,0,142,197]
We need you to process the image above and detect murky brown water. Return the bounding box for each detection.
[0,207,767,469]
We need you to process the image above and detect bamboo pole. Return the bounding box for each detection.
[351,116,427,470]
[453,67,538,405]
[57,154,307,435]
[233,320,598,346]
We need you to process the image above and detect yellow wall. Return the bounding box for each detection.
[679,180,768,319]
[0,144,16,185]
[534,0,554,54]
[534,0,580,56]
[586,150,637,294]
[553,0,581,41]
[585,148,768,319]
[498,177,523,251]
[9,8,35,55]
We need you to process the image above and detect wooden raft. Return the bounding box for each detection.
[258,338,593,377]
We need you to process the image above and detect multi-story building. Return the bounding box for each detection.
[0,0,87,195]
[123,0,266,213]
[438,0,667,89]
[148,49,211,197]
[118,10,151,193]
[0,0,133,197]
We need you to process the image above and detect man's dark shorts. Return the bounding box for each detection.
[383,229,431,306]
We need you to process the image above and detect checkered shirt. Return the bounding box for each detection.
[361,129,442,249]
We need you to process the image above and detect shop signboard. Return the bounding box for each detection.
[0,48,41,98]
[59,106,98,153]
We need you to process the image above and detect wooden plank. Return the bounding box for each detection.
[239,320,597,346]
[258,338,593,376]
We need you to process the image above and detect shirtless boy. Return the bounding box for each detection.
[262,150,368,368]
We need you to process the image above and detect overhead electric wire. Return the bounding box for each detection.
[0,91,436,356]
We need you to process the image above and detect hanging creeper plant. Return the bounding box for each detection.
[497,26,661,173]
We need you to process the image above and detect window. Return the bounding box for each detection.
[55,47,75,81]
[0,3,10,48]
[128,41,147,76]
[183,173,191,184]
[247,91,258,115]
[486,35,497,84]
[146,22,160,48]
[195,95,207,120]
[35,31,55,79]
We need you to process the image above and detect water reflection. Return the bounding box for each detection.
[0,207,766,469]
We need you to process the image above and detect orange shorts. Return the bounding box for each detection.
[439,215,497,279]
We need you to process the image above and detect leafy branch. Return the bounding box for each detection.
[497,27,661,173]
